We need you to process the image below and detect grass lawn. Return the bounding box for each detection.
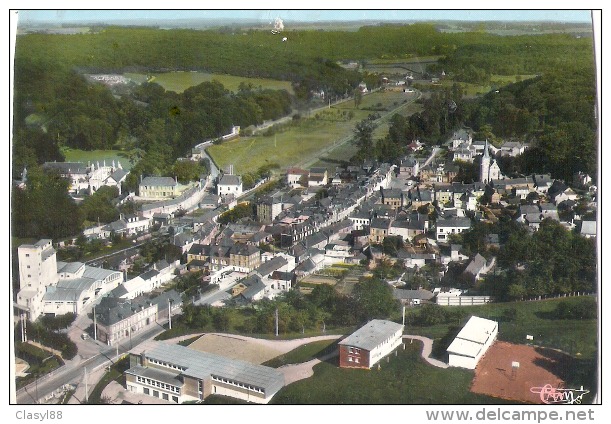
[207,113,366,175]
[61,148,135,171]
[368,55,444,65]
[403,297,598,359]
[15,342,65,390]
[271,344,510,404]
[125,71,294,94]
[87,356,130,404]
[441,74,537,97]
[262,339,339,368]
[208,90,420,174]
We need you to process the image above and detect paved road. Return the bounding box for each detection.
[15,321,168,404]
[403,335,449,369]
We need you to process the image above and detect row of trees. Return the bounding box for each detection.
[173,277,399,336]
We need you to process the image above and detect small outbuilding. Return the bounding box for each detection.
[447,315,498,369]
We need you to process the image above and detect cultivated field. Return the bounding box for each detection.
[125,71,294,94]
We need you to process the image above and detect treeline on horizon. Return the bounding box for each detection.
[11,23,598,242]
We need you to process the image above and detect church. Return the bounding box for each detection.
[480,140,502,183]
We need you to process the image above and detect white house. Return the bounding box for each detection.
[217,174,243,199]
[436,217,471,242]
[447,315,498,369]
[286,168,309,188]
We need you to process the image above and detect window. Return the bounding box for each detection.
[153,390,159,398]
[163,393,169,401]
[144,388,150,395]
[348,357,353,362]
[172,396,178,403]
[355,358,360,363]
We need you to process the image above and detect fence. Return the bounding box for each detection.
[436,296,492,306]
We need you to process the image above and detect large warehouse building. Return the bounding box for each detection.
[447,315,498,369]
[125,341,285,404]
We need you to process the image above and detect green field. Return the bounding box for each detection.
[368,55,444,65]
[403,297,598,359]
[271,343,507,404]
[440,74,537,97]
[262,339,338,368]
[208,90,420,174]
[125,71,294,94]
[61,148,134,171]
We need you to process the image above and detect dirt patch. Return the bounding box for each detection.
[187,334,283,364]
[470,341,565,404]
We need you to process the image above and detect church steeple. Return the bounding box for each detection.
[480,139,491,183]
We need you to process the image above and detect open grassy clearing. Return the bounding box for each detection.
[61,148,135,171]
[368,55,444,65]
[208,90,420,175]
[271,343,507,404]
[402,297,597,359]
[262,339,338,368]
[208,109,365,175]
[125,71,294,94]
[438,74,537,97]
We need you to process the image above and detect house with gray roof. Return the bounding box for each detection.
[217,174,243,198]
[338,320,404,369]
[126,341,285,404]
[436,217,471,242]
[463,254,493,281]
[140,176,185,199]
[393,288,435,305]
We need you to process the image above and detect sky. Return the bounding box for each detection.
[16,9,593,25]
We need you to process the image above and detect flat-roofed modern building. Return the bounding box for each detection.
[338,319,404,369]
[447,315,498,369]
[125,341,285,404]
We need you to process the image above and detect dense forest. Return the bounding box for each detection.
[380,68,597,181]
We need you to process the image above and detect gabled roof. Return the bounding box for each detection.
[109,169,128,182]
[240,275,266,300]
[370,217,391,230]
[436,217,471,228]
[218,174,242,186]
[129,342,285,394]
[254,256,288,277]
[464,254,487,275]
[393,289,434,301]
[141,176,176,187]
[339,319,404,351]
